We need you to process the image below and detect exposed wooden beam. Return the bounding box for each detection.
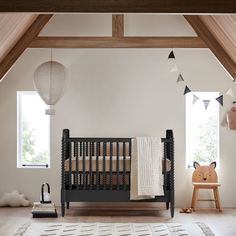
[0,0,235,13]
[29,36,207,48]
[112,15,124,38]
[184,15,236,80]
[0,14,53,81]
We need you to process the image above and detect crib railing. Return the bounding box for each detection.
[62,130,132,191]
[61,129,174,192]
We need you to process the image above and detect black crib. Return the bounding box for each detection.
[61,129,175,217]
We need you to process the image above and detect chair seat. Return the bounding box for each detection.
[193,182,221,188]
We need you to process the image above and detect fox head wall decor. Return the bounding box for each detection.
[192,161,218,183]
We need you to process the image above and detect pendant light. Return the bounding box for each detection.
[33,49,66,115]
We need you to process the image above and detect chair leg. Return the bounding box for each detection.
[213,187,222,212]
[213,188,219,209]
[191,187,198,211]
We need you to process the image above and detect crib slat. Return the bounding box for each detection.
[82,142,86,189]
[123,141,126,190]
[116,142,120,190]
[129,139,132,157]
[92,141,94,156]
[80,173,82,186]
[110,142,113,190]
[79,140,82,188]
[163,142,167,191]
[89,142,93,189]
[96,142,99,190]
[103,142,106,190]
[69,142,72,190]
[74,142,79,188]
[80,142,82,156]
[86,141,88,157]
[129,140,132,188]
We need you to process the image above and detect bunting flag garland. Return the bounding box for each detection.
[167,50,228,109]
[226,88,234,97]
[177,74,184,82]
[203,100,211,110]
[184,86,191,95]
[192,94,200,104]
[168,50,175,59]
[170,63,178,73]
[215,95,223,106]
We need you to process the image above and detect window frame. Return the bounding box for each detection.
[185,91,220,169]
[17,91,51,168]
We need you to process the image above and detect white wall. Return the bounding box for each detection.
[0,15,236,208]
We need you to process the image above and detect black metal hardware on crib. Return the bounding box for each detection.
[61,129,175,217]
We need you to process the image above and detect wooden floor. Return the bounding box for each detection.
[1,206,236,236]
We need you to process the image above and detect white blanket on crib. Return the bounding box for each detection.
[130,137,164,200]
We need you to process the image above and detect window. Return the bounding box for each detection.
[186,92,219,168]
[17,91,50,168]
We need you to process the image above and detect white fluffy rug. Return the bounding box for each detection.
[14,222,215,236]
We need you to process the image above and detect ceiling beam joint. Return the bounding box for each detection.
[112,14,124,38]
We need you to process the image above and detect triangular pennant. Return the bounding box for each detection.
[177,74,184,82]
[203,100,210,110]
[170,63,178,73]
[192,94,200,104]
[184,86,191,95]
[226,88,234,97]
[168,50,175,59]
[215,95,223,106]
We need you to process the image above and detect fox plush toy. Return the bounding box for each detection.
[192,161,218,183]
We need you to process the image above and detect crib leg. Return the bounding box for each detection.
[171,203,174,218]
[61,202,65,217]
[166,202,169,210]
[67,202,70,209]
[170,192,175,218]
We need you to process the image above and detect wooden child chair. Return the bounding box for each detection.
[191,161,222,212]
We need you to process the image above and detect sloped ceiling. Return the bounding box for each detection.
[0,14,236,81]
[200,15,236,64]
[185,15,236,80]
[0,14,38,62]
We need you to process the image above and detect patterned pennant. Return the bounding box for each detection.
[203,100,210,110]
[168,50,175,59]
[226,88,234,97]
[192,94,200,104]
[170,63,178,73]
[184,86,191,95]
[177,74,184,82]
[215,95,223,106]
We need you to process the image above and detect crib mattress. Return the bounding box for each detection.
[65,156,171,172]
[65,156,131,172]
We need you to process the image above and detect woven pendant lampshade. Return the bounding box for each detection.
[34,61,66,115]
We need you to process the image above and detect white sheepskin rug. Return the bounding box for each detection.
[0,190,30,207]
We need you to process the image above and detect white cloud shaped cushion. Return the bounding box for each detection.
[0,190,30,207]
